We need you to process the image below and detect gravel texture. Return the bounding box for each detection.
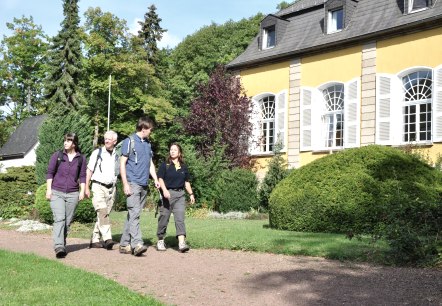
[0,227,441,305]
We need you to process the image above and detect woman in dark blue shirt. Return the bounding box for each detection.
[156,143,194,252]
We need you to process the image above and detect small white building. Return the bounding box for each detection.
[0,115,47,172]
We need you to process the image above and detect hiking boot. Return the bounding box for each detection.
[178,241,190,253]
[55,247,67,258]
[104,239,116,250]
[119,245,132,254]
[90,241,103,249]
[156,239,167,251]
[133,244,148,256]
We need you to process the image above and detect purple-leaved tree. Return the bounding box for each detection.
[185,66,253,167]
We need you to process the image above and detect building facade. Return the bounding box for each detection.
[227,0,442,178]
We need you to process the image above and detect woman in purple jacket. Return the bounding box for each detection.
[46,133,87,258]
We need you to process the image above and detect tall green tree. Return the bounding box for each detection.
[81,8,174,142]
[81,7,133,144]
[0,16,49,125]
[137,4,166,67]
[166,14,263,111]
[45,0,83,112]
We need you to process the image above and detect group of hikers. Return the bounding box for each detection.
[45,116,195,259]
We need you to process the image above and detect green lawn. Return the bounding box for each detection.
[0,249,164,306]
[2,210,389,263]
[67,210,388,264]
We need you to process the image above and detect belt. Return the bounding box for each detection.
[92,180,114,189]
[170,188,183,191]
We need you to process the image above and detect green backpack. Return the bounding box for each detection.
[113,135,136,177]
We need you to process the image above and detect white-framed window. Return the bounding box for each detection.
[408,0,429,13]
[250,90,287,154]
[328,8,344,33]
[262,25,276,49]
[376,66,442,145]
[260,96,275,152]
[300,79,360,151]
[402,70,432,142]
[322,84,344,148]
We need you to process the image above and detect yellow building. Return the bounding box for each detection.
[227,0,442,178]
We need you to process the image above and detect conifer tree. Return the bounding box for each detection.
[137,4,166,67]
[45,0,83,112]
[35,112,93,184]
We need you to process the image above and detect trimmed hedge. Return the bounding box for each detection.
[269,145,442,265]
[214,168,259,213]
[34,184,95,224]
[0,166,38,218]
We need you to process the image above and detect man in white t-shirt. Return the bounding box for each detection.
[85,130,118,250]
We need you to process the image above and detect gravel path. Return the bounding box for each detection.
[0,229,441,306]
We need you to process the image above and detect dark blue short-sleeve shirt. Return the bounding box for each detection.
[121,133,153,187]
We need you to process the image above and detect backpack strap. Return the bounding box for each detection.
[75,154,83,182]
[92,147,102,173]
[54,150,64,175]
[128,134,137,164]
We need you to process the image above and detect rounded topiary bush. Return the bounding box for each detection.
[34,184,96,224]
[269,145,442,237]
[214,168,259,213]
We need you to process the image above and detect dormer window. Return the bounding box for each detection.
[328,8,343,33]
[262,25,276,49]
[408,0,429,13]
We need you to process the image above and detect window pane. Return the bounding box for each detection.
[267,27,275,48]
[334,9,343,30]
[402,70,433,143]
[264,25,276,48]
[259,95,276,152]
[323,84,344,147]
[411,0,428,11]
[329,8,343,32]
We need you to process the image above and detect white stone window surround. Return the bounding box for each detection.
[376,65,442,146]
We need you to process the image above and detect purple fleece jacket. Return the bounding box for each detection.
[46,151,87,193]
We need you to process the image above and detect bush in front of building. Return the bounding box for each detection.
[258,144,291,212]
[214,168,259,213]
[0,166,38,218]
[269,145,442,265]
[34,184,95,224]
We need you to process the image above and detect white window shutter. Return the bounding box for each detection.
[344,78,360,148]
[300,87,313,151]
[249,98,261,154]
[311,89,323,151]
[432,65,442,142]
[275,90,287,151]
[376,74,394,145]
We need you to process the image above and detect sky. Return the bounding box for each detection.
[0,0,281,48]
